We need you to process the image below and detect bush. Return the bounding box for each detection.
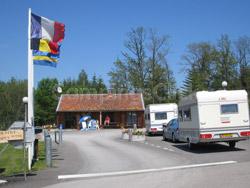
[132,129,145,136]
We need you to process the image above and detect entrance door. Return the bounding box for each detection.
[65,113,77,129]
[127,112,138,127]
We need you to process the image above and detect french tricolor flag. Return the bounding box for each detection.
[31,13,65,43]
[30,12,65,67]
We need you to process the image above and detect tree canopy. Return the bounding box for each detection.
[109,27,176,105]
[0,78,27,130]
[181,34,250,98]
[1,30,250,129]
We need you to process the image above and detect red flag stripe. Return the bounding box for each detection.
[53,22,65,43]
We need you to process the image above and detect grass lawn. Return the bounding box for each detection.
[0,141,46,176]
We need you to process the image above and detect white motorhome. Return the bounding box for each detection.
[145,103,178,135]
[178,90,250,149]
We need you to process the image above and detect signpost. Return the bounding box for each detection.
[0,130,24,143]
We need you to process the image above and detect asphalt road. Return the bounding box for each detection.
[46,129,250,188]
[5,129,250,188]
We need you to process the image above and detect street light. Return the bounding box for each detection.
[222,81,228,90]
[57,86,62,94]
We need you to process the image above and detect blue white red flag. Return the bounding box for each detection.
[31,13,65,67]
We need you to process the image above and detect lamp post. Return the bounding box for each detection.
[22,97,28,181]
[55,86,63,144]
[222,81,228,90]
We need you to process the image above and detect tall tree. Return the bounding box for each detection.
[0,78,27,130]
[109,27,176,104]
[181,42,216,95]
[235,36,250,94]
[35,78,59,126]
[96,77,107,93]
[146,29,173,103]
[212,35,238,90]
[77,69,89,87]
[108,59,130,93]
[123,27,148,92]
[91,74,98,90]
[63,69,108,94]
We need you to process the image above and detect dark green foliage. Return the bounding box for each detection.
[34,78,59,126]
[211,35,239,90]
[77,69,89,87]
[235,36,250,96]
[63,69,107,94]
[108,59,130,93]
[181,42,217,95]
[0,78,27,130]
[181,35,250,100]
[34,70,108,126]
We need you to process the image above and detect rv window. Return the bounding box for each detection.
[221,104,238,114]
[183,108,191,121]
[155,112,167,120]
[178,110,183,122]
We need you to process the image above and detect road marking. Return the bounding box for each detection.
[163,147,174,152]
[58,161,237,180]
[0,180,7,184]
[144,142,174,151]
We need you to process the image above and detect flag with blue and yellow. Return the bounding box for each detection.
[31,12,65,67]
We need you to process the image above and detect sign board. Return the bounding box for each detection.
[25,126,35,143]
[0,130,24,143]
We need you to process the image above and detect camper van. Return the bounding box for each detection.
[145,103,178,135]
[178,90,250,149]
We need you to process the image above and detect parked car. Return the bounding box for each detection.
[163,118,179,142]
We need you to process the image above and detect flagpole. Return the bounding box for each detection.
[28,8,33,126]
[27,7,34,170]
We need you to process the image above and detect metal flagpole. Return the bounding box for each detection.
[27,8,34,170]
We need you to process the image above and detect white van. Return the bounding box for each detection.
[178,90,250,149]
[145,103,178,135]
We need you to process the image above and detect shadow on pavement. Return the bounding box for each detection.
[146,134,163,137]
[172,143,245,154]
[3,173,37,183]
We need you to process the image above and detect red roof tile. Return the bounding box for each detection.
[56,93,145,112]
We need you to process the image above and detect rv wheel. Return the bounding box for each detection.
[229,141,236,148]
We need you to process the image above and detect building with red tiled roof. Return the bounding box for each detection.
[56,93,145,129]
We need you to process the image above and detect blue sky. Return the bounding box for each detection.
[1,0,250,88]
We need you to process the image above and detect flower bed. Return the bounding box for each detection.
[121,128,146,141]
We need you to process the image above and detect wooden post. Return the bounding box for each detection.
[76,113,80,130]
[99,111,102,127]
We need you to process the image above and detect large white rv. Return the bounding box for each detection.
[178,90,250,149]
[145,103,178,135]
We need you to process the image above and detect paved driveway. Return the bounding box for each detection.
[4,129,250,188]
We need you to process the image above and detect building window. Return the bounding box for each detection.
[221,104,238,114]
[127,112,137,125]
[183,108,191,121]
[155,112,167,120]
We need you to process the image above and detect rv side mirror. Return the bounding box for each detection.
[163,124,167,128]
